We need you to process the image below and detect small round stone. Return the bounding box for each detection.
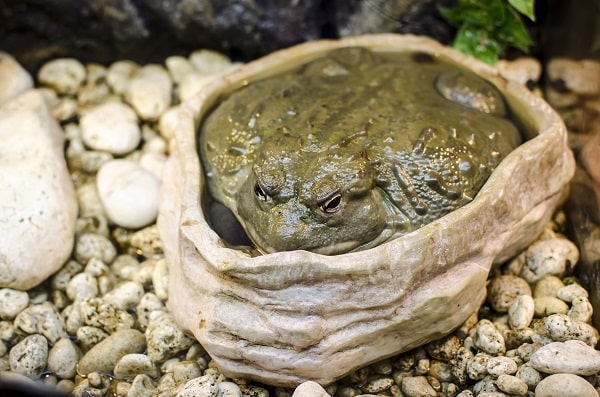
[165,55,195,84]
[146,312,195,363]
[0,288,29,320]
[467,353,490,381]
[508,294,535,330]
[79,297,135,333]
[102,281,144,310]
[361,376,394,393]
[77,328,146,375]
[75,232,117,264]
[568,297,594,323]
[218,381,243,397]
[533,276,565,298]
[97,159,160,229]
[486,356,517,377]
[535,374,598,397]
[522,238,579,283]
[473,320,506,355]
[531,340,600,375]
[556,283,589,302]
[487,275,532,313]
[9,334,49,378]
[14,302,66,344]
[534,296,569,316]
[152,258,169,301]
[496,374,528,396]
[38,58,86,95]
[127,374,156,397]
[66,272,99,301]
[125,65,172,121]
[516,363,541,389]
[401,376,437,397]
[47,337,81,379]
[544,313,598,346]
[114,353,160,379]
[292,381,330,397]
[177,375,217,397]
[80,102,141,155]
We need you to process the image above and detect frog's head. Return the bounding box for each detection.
[236,148,389,254]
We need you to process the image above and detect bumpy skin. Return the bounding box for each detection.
[199,47,522,254]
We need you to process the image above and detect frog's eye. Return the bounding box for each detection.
[320,193,342,214]
[254,182,268,201]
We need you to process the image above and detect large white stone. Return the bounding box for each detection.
[158,35,575,386]
[80,102,141,155]
[0,52,33,106]
[0,90,78,290]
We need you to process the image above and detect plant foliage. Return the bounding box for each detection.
[440,0,535,64]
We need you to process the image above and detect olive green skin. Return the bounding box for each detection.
[200,47,521,255]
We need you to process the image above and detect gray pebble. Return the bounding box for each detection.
[47,337,81,379]
[401,376,437,397]
[495,374,527,396]
[486,275,531,312]
[146,312,195,363]
[531,340,600,375]
[103,281,145,310]
[535,374,598,397]
[544,313,598,346]
[114,353,160,379]
[534,296,569,316]
[473,320,506,354]
[292,381,329,397]
[472,375,499,395]
[75,233,117,264]
[78,328,146,375]
[14,301,66,343]
[557,283,589,302]
[486,356,517,377]
[0,288,29,320]
[522,238,579,283]
[9,334,49,378]
[507,294,534,330]
[176,374,217,397]
[66,272,99,301]
[361,376,394,393]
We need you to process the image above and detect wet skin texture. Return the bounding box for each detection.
[199,47,522,255]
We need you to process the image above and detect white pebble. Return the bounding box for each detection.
[78,328,146,375]
[177,375,217,397]
[568,297,594,323]
[189,49,232,74]
[80,102,141,155]
[97,159,160,229]
[9,334,49,378]
[0,288,29,320]
[47,337,81,379]
[522,238,579,283]
[146,312,195,363]
[165,55,195,84]
[487,275,532,313]
[13,302,66,344]
[515,363,541,389]
[535,373,598,397]
[66,272,98,301]
[557,283,589,302]
[75,232,117,264]
[79,298,135,334]
[401,376,437,397]
[533,276,565,298]
[534,296,569,316]
[218,381,243,397]
[125,65,172,121]
[178,72,216,101]
[496,57,541,85]
[473,320,506,354]
[114,353,160,379]
[172,361,202,383]
[495,374,528,396]
[38,58,86,95]
[508,294,534,330]
[130,225,163,257]
[102,281,144,310]
[544,313,598,346]
[0,52,33,105]
[486,356,517,376]
[152,259,169,301]
[467,352,490,380]
[139,151,167,180]
[137,293,166,327]
[531,340,600,375]
[106,60,139,95]
[292,381,330,397]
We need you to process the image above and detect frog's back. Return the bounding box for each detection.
[200,47,521,232]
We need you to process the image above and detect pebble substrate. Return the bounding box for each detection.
[0,50,599,397]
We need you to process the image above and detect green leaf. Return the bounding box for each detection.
[453,26,501,64]
[499,7,533,51]
[508,0,536,21]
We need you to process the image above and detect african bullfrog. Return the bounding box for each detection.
[199,47,522,255]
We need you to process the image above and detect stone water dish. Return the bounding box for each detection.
[157,34,575,386]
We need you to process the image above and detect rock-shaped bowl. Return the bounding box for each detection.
[158,34,575,386]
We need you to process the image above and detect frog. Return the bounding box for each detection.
[199,47,522,255]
